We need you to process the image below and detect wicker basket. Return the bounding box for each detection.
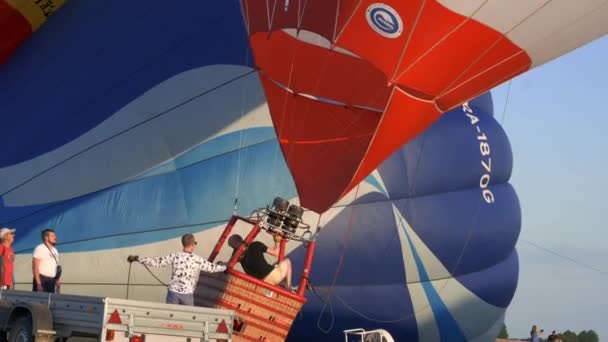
[195,271,305,342]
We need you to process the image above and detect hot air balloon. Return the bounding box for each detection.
[0,0,602,341]
[287,92,520,341]
[241,0,608,212]
[0,0,65,63]
[2,0,607,212]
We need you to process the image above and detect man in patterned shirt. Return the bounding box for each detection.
[127,233,226,306]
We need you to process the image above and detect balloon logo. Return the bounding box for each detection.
[366,4,403,38]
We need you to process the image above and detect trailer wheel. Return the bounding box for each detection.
[8,317,33,342]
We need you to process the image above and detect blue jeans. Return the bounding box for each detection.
[166,290,194,306]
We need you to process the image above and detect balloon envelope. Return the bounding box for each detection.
[0,1,572,340]
[2,0,607,211]
[243,0,608,211]
[287,92,520,341]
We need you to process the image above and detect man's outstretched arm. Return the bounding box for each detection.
[199,258,227,273]
[130,253,175,268]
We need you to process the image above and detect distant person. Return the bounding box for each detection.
[548,330,557,341]
[228,234,293,290]
[127,233,226,306]
[32,228,61,293]
[0,228,16,290]
[530,325,543,342]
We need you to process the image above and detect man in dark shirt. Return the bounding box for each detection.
[228,234,292,289]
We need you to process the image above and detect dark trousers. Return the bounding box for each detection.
[32,275,57,293]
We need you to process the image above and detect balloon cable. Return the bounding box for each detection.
[519,239,608,276]
[127,262,169,300]
[311,104,486,329]
[500,80,513,125]
[126,261,132,300]
[126,261,169,301]
[232,42,251,215]
[142,264,169,287]
[315,184,361,333]
[308,279,335,334]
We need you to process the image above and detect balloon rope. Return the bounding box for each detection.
[322,103,484,329]
[316,183,361,333]
[500,80,513,125]
[126,261,132,300]
[232,39,252,214]
[142,264,169,287]
[126,262,169,300]
[1,70,255,200]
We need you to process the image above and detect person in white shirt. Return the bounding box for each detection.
[32,228,61,293]
[127,233,226,306]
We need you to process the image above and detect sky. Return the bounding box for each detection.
[490,35,608,339]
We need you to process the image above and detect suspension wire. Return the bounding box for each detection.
[309,119,436,329]
[500,80,513,125]
[519,238,608,276]
[232,38,252,215]
[126,261,132,299]
[309,279,335,333]
[1,68,255,200]
[142,264,169,286]
[125,260,170,299]
[315,183,361,333]
[307,103,489,331]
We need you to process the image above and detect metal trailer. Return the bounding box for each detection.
[0,290,236,342]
